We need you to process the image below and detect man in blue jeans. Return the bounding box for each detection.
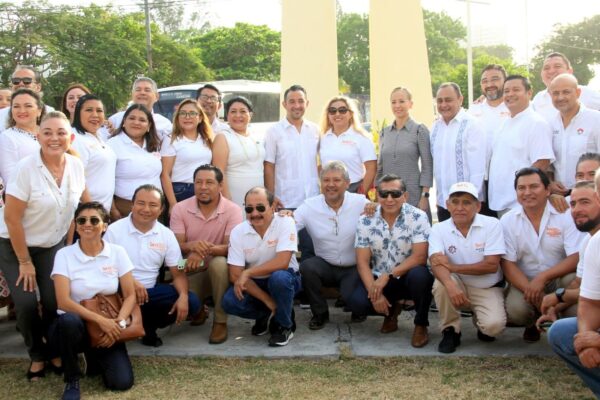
[104,184,200,347]
[222,187,300,347]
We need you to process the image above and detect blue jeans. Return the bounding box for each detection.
[222,269,301,329]
[172,182,195,203]
[548,317,600,397]
[141,284,201,339]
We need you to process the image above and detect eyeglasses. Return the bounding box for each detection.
[199,94,221,103]
[244,205,267,213]
[179,111,200,118]
[75,216,102,226]
[328,107,350,115]
[11,77,34,85]
[377,189,404,199]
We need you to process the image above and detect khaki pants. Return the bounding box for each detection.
[505,272,576,326]
[187,256,230,324]
[433,275,506,337]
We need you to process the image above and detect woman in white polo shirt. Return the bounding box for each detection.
[160,98,213,214]
[50,202,136,399]
[318,96,377,195]
[108,104,162,219]
[0,88,44,184]
[212,96,265,207]
[71,94,117,215]
[0,111,86,381]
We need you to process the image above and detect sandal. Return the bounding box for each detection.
[47,360,64,375]
[26,362,45,381]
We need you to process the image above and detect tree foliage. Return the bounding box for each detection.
[336,12,369,94]
[192,23,281,81]
[530,15,600,92]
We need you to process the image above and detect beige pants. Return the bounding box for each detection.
[433,275,506,337]
[187,256,230,324]
[505,272,576,326]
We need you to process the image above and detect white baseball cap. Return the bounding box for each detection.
[447,181,479,201]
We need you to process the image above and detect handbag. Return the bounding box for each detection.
[80,293,145,347]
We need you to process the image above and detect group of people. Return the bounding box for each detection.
[0,49,600,399]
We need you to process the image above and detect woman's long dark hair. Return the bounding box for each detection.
[113,104,160,153]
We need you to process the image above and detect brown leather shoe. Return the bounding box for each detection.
[209,322,228,344]
[190,305,209,326]
[380,302,402,334]
[523,325,540,343]
[411,325,429,348]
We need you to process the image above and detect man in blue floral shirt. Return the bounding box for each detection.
[348,174,433,347]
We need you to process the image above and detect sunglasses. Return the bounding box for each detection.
[75,216,102,226]
[179,111,200,118]
[328,107,350,115]
[377,189,404,199]
[11,77,34,85]
[244,205,267,213]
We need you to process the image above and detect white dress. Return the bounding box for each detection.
[221,128,265,207]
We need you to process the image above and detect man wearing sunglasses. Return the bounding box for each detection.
[222,187,301,347]
[430,182,507,353]
[350,174,433,347]
[0,65,54,131]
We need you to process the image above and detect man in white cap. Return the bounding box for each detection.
[430,182,507,353]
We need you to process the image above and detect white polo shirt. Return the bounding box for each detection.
[576,233,591,278]
[160,134,212,183]
[430,109,486,206]
[108,110,173,140]
[264,118,320,208]
[501,202,584,280]
[550,105,600,189]
[211,118,228,135]
[429,214,505,288]
[228,215,298,278]
[488,106,555,211]
[71,131,117,211]
[0,127,40,183]
[104,215,181,289]
[107,133,162,200]
[468,100,510,136]
[294,192,369,267]
[532,85,600,123]
[51,241,134,307]
[581,232,600,300]
[0,152,85,247]
[319,127,376,184]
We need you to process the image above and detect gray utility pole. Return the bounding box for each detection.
[144,0,153,73]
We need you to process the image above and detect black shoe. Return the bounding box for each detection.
[438,327,461,354]
[252,314,272,336]
[141,335,163,347]
[268,326,294,347]
[477,329,495,342]
[351,312,367,323]
[62,379,80,400]
[309,312,329,330]
[334,297,346,308]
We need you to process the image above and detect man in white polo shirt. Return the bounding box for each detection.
[222,187,301,347]
[548,74,600,195]
[488,75,555,216]
[548,170,600,398]
[293,161,369,330]
[430,182,506,353]
[104,184,200,347]
[196,84,228,134]
[102,77,172,140]
[501,168,585,342]
[430,82,486,222]
[533,52,600,123]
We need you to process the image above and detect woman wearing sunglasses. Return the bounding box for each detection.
[161,99,214,214]
[0,111,87,381]
[71,94,117,215]
[319,96,376,195]
[378,87,433,221]
[50,202,136,399]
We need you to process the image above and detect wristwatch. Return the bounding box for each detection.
[421,192,430,198]
[118,319,127,329]
[555,288,566,303]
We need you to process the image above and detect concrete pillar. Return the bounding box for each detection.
[280,0,339,124]
[369,0,434,129]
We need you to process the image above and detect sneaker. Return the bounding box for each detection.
[62,379,80,400]
[438,327,461,354]
[268,326,294,347]
[252,314,271,336]
[477,329,495,342]
[309,312,329,330]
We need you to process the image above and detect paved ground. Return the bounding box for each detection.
[0,302,554,359]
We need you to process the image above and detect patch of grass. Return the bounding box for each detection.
[0,356,594,400]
